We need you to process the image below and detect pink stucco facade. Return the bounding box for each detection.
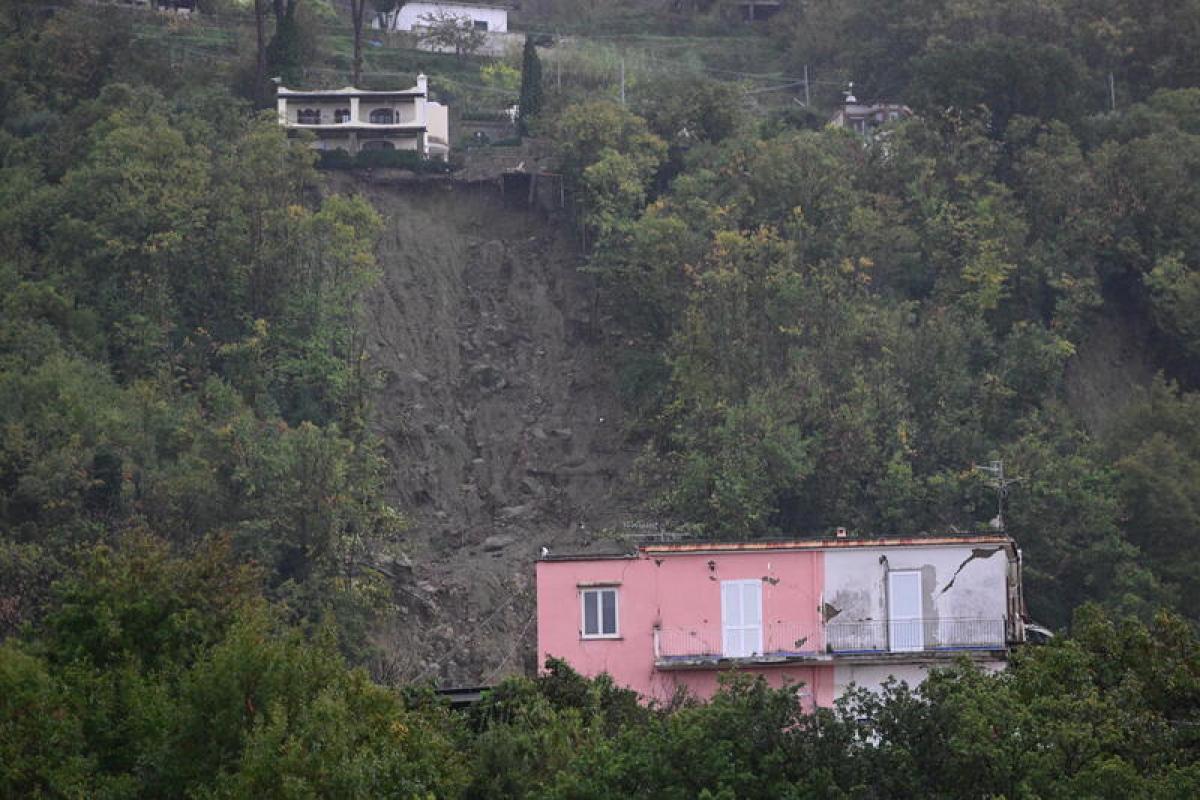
[535,534,1023,708]
[535,548,835,707]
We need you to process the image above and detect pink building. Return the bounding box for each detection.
[536,533,1025,707]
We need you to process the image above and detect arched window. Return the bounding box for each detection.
[369,109,396,124]
[297,108,321,124]
[334,108,351,123]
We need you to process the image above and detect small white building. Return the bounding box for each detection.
[372,1,509,33]
[828,86,913,136]
[276,75,450,160]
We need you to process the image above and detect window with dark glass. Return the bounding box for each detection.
[581,587,618,638]
[334,108,351,123]
[297,108,322,124]
[369,108,396,124]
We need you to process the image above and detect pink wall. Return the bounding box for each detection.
[535,551,834,707]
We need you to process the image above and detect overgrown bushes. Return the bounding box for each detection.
[5,537,1200,798]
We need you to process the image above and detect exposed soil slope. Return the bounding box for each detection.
[347,176,645,685]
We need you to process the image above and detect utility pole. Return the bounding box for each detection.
[1108,72,1116,112]
[803,64,810,107]
[619,57,626,106]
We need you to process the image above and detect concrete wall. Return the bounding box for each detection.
[281,101,345,125]
[279,99,419,125]
[536,539,1016,707]
[363,102,419,124]
[313,135,352,151]
[833,660,1006,698]
[375,2,508,32]
[426,101,450,158]
[536,550,830,705]
[822,544,1010,628]
[360,136,420,151]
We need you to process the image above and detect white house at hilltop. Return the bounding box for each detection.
[276,75,449,160]
[372,1,509,33]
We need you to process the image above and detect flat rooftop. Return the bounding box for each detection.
[539,532,1015,561]
[278,85,424,99]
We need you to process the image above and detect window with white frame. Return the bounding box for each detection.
[721,579,762,657]
[580,587,618,638]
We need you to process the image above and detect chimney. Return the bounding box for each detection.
[835,527,848,539]
[417,73,428,95]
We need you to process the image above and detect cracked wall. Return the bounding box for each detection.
[823,545,1009,628]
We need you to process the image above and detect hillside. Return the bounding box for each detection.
[6,0,1200,796]
[348,176,644,683]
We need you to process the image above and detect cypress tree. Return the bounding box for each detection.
[518,35,543,135]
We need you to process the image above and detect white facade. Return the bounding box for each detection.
[373,1,509,33]
[832,659,1007,698]
[276,75,450,160]
[823,541,1021,696]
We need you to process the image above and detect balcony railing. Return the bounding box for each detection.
[654,622,824,664]
[826,617,1006,654]
[653,617,1007,666]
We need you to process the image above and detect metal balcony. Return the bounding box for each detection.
[826,617,1006,655]
[654,622,824,668]
[653,617,1007,669]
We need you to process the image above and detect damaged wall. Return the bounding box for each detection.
[822,545,1009,628]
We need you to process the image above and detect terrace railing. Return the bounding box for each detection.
[654,622,825,663]
[826,617,1006,654]
[653,617,1007,664]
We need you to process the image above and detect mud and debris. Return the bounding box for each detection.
[345,177,648,685]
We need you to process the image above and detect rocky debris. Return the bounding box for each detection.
[348,179,648,686]
[497,504,532,521]
[482,533,516,552]
[378,552,414,580]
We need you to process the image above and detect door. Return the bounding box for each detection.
[722,580,763,658]
[887,571,923,652]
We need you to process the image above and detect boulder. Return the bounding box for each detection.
[482,533,517,552]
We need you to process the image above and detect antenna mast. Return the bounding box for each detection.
[976,460,1021,530]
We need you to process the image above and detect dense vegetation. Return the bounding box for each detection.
[4,538,1200,796]
[559,2,1200,630]
[4,0,1200,795]
[0,1,402,654]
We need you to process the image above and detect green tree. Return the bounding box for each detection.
[518,35,543,135]
[416,9,486,59]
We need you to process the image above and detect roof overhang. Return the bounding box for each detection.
[278,86,424,100]
[640,534,1016,557]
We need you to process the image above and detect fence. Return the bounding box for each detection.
[826,618,1006,654]
[653,617,1007,662]
[654,622,824,661]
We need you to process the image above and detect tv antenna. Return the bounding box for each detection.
[976,460,1021,531]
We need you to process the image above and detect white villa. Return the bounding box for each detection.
[372,1,509,33]
[276,75,450,160]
